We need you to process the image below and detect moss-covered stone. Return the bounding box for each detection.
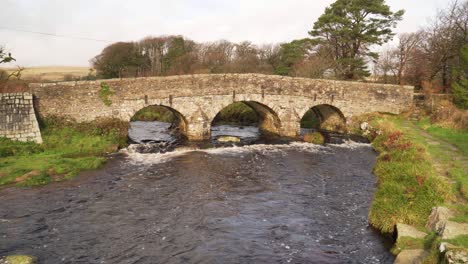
[2,255,37,264]
[303,132,325,144]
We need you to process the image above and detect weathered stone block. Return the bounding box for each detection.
[0,93,42,144]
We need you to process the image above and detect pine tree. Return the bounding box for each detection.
[309,0,404,79]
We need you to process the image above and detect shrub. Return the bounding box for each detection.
[0,137,44,158]
[303,132,325,144]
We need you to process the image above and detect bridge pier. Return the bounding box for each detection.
[186,121,210,141]
[280,120,301,138]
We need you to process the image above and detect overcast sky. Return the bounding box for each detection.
[0,0,450,67]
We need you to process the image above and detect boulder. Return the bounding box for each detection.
[396,223,427,243]
[426,207,453,234]
[217,136,241,143]
[0,255,37,264]
[441,221,468,240]
[360,122,370,130]
[444,248,468,264]
[394,249,429,264]
[440,242,461,253]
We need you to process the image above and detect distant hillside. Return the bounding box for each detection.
[0,66,90,82]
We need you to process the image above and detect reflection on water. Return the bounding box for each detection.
[211,125,260,143]
[0,143,393,263]
[128,121,175,143]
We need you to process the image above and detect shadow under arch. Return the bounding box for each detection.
[131,104,188,138]
[301,104,347,133]
[211,101,282,136]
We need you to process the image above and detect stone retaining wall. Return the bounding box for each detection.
[0,93,42,143]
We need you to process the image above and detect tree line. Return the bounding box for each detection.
[91,0,466,109]
[373,0,467,108]
[91,0,405,81]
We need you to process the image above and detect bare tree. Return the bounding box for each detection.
[374,47,398,84]
[421,0,468,91]
[395,32,424,84]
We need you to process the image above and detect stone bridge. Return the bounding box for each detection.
[30,74,414,140]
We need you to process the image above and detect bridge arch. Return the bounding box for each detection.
[211,101,281,137]
[130,104,188,137]
[300,104,347,133]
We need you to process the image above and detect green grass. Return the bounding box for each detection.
[449,166,468,200]
[368,117,449,233]
[0,118,128,187]
[449,204,468,223]
[388,117,468,201]
[443,235,468,248]
[392,232,439,255]
[416,118,468,156]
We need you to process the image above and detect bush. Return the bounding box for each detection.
[303,132,325,144]
[0,137,44,158]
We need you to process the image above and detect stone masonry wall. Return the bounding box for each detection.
[0,93,43,143]
[29,74,414,140]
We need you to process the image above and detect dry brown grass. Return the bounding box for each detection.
[431,100,468,131]
[0,79,30,93]
[0,66,89,82]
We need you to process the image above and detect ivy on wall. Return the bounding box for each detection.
[99,82,114,106]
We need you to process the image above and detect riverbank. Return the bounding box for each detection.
[1,113,466,262]
[0,118,127,187]
[356,113,467,262]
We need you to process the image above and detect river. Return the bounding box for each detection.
[0,122,393,263]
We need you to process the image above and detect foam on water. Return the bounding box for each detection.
[123,141,371,165]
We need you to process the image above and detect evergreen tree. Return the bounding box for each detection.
[309,0,404,79]
[275,39,312,76]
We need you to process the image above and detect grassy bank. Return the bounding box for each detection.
[356,115,451,233]
[357,113,468,261]
[0,118,128,187]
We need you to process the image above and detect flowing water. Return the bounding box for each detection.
[0,122,394,264]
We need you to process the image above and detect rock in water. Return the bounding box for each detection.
[217,136,241,143]
[126,140,177,154]
[0,255,37,264]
